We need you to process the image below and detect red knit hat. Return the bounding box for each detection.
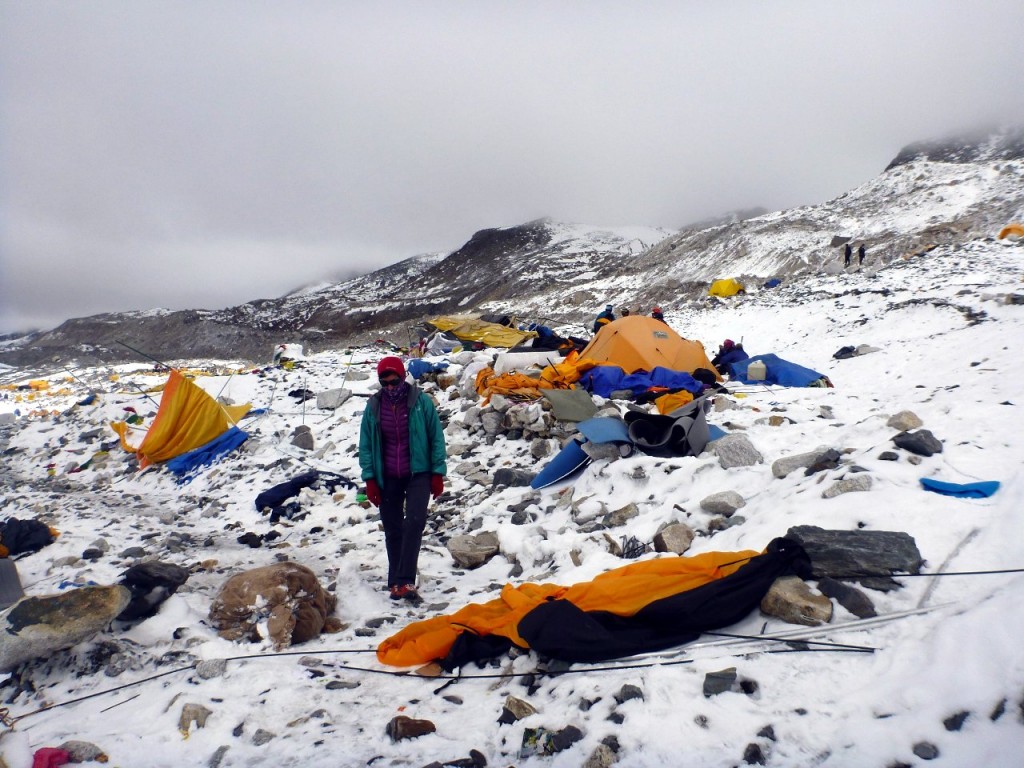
[377,356,405,379]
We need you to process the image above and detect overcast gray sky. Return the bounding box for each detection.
[2,1,1023,332]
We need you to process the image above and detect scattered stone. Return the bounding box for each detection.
[878,451,899,461]
[712,434,763,468]
[803,448,842,475]
[771,447,833,478]
[703,667,737,697]
[708,515,746,532]
[209,745,230,768]
[887,410,923,431]
[699,491,746,515]
[743,743,766,765]
[582,743,618,768]
[943,711,970,731]
[325,680,359,690]
[290,425,314,451]
[251,728,275,746]
[447,532,501,569]
[480,411,504,435]
[492,468,536,488]
[760,576,833,626]
[196,659,228,679]
[892,429,943,457]
[179,702,213,732]
[785,526,923,590]
[0,585,131,672]
[119,546,148,559]
[912,741,939,760]
[713,395,738,412]
[603,503,639,527]
[499,695,538,724]
[822,474,873,499]
[757,725,776,741]
[316,388,351,410]
[58,740,107,762]
[614,684,644,704]
[386,715,436,742]
[653,523,695,554]
[818,406,834,419]
[530,438,553,460]
[582,441,623,461]
[817,577,876,618]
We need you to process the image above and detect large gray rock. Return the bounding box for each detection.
[785,525,923,590]
[712,434,763,468]
[480,411,504,435]
[760,576,833,626]
[316,388,352,410]
[771,447,831,478]
[892,429,943,457]
[492,468,536,488]
[653,523,695,554]
[447,532,501,569]
[699,491,746,515]
[0,585,131,672]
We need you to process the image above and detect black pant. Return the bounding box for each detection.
[379,473,430,587]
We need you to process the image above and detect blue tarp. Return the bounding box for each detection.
[164,426,249,480]
[408,359,450,380]
[579,365,704,398]
[730,354,828,387]
[763,278,782,289]
[920,478,1000,498]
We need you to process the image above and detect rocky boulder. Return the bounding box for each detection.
[0,585,131,672]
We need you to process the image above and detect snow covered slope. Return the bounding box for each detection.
[0,233,1022,767]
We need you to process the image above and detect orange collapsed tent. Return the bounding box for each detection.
[578,315,718,377]
[998,223,1024,240]
[111,369,251,470]
[378,538,807,669]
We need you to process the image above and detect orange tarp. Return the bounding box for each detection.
[377,548,759,667]
[578,316,719,378]
[998,223,1024,239]
[475,351,597,403]
[110,370,251,469]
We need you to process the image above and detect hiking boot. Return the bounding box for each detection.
[389,585,404,601]
[400,585,421,603]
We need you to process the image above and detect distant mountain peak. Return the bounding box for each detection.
[886,125,1024,170]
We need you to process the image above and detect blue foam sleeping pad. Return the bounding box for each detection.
[919,478,1000,498]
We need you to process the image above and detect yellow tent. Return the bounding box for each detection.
[708,278,745,297]
[111,370,251,469]
[427,316,538,348]
[578,315,718,377]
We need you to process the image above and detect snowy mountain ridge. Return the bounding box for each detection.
[1,129,1022,371]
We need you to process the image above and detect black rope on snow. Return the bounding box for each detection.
[2,643,871,726]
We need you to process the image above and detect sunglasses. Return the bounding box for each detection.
[379,376,402,387]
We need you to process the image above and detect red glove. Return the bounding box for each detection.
[430,474,444,499]
[365,479,382,507]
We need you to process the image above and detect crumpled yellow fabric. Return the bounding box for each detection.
[111,370,250,468]
[377,548,760,668]
[654,389,694,414]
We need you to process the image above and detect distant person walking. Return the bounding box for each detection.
[844,243,852,268]
[858,243,866,265]
[359,356,447,603]
[651,306,666,323]
[593,304,616,334]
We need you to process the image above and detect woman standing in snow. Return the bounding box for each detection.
[358,356,447,602]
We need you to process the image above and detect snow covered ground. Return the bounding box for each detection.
[0,236,1023,767]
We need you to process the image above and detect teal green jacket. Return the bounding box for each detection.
[358,384,447,488]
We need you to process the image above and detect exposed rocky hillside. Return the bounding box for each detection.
[2,128,1022,370]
